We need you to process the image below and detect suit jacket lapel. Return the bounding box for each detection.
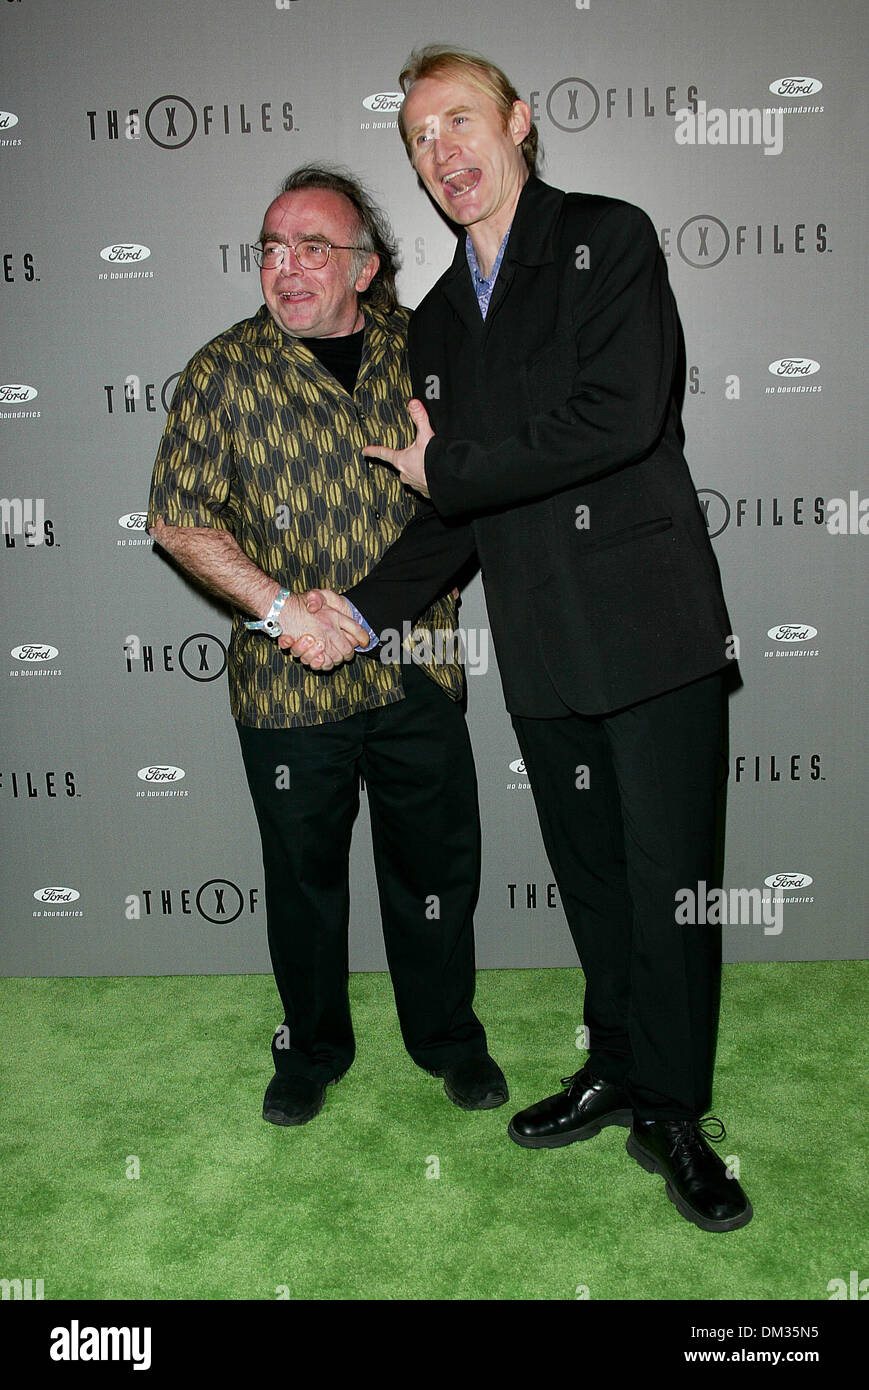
[439,177,566,340]
[440,235,485,343]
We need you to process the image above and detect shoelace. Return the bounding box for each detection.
[556,1074,728,1159]
[560,1069,591,1090]
[667,1115,726,1165]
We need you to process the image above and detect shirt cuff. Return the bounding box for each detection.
[344,599,380,652]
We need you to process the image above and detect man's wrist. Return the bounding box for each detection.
[245,587,291,637]
[343,599,379,652]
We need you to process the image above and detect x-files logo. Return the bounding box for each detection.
[532,78,701,133]
[124,880,260,924]
[697,487,730,539]
[179,633,226,682]
[534,76,824,136]
[3,251,37,283]
[87,95,295,149]
[676,215,729,269]
[125,632,228,682]
[104,372,182,415]
[695,488,863,537]
[0,767,79,799]
[145,95,197,149]
[3,501,56,550]
[666,215,830,268]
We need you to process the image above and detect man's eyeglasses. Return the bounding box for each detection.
[251,240,366,271]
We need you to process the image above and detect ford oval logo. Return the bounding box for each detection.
[0,383,38,402]
[100,243,152,263]
[34,886,80,903]
[362,92,403,112]
[768,77,823,97]
[768,357,820,377]
[0,111,20,129]
[118,512,148,530]
[508,758,527,774]
[767,624,818,642]
[11,644,58,661]
[137,765,186,782]
[763,872,813,890]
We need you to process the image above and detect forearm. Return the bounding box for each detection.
[148,520,279,619]
[344,508,476,635]
[423,388,669,518]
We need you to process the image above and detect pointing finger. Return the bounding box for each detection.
[362,445,397,467]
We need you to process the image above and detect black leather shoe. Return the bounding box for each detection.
[626,1116,753,1232]
[428,1054,509,1110]
[262,1071,344,1127]
[508,1063,632,1148]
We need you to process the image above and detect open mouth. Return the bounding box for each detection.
[442,169,481,198]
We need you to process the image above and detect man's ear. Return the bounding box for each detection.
[354,253,380,294]
[509,99,532,147]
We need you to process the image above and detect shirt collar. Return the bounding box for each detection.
[465,227,512,319]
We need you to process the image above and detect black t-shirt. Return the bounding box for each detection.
[298,326,365,397]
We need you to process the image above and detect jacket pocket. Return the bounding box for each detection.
[581,516,673,552]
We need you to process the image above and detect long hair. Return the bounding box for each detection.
[278,164,399,313]
[397,45,539,172]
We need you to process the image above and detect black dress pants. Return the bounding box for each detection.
[236,659,487,1082]
[512,670,725,1121]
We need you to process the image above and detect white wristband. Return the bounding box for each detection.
[244,588,291,638]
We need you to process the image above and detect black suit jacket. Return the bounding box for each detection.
[348,175,732,717]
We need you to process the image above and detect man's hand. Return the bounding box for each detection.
[280,590,359,670]
[362,398,432,495]
[276,592,366,671]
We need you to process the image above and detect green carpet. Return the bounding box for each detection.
[1,963,865,1301]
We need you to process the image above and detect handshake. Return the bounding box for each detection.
[277,589,368,671]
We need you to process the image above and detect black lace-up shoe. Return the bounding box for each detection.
[262,1071,345,1126]
[428,1054,509,1110]
[627,1116,753,1231]
[507,1063,632,1148]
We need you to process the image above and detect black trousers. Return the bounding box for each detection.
[512,671,725,1121]
[236,660,487,1082]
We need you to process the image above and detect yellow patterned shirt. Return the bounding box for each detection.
[147,302,463,728]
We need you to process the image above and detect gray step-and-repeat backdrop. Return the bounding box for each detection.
[2,0,866,975]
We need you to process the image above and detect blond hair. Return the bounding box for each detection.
[397,45,539,171]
